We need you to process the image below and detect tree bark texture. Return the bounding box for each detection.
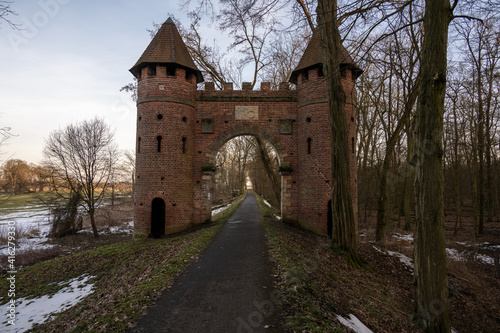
[412,0,451,331]
[317,0,357,254]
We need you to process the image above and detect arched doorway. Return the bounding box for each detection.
[151,198,166,238]
[327,200,333,240]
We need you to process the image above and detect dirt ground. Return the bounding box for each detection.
[358,207,500,332]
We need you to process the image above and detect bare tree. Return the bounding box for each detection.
[412,0,452,330]
[1,159,31,195]
[317,0,358,257]
[0,125,14,164]
[0,1,19,29]
[43,118,119,238]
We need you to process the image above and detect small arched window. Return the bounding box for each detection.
[157,136,162,153]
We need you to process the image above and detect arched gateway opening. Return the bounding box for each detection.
[212,135,281,215]
[131,18,360,238]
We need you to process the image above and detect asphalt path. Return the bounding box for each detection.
[128,191,282,333]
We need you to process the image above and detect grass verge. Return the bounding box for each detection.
[254,192,418,332]
[0,196,246,332]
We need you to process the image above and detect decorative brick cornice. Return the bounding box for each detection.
[195,95,297,103]
[298,97,355,108]
[137,96,196,107]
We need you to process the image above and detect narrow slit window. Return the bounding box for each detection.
[307,138,312,154]
[137,137,141,154]
[351,137,355,153]
[157,136,162,152]
[182,137,186,154]
[167,65,175,76]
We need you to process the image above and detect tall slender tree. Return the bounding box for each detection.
[317,0,358,256]
[412,0,452,330]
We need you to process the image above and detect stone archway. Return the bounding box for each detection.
[204,125,286,166]
[131,18,360,238]
[197,126,295,223]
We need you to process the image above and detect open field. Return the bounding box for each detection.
[0,194,247,332]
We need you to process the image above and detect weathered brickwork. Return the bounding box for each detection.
[131,19,360,238]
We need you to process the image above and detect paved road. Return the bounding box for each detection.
[128,191,282,333]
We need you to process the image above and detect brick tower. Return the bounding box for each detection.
[290,32,361,236]
[130,18,203,238]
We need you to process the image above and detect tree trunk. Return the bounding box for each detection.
[452,102,461,235]
[412,0,451,330]
[404,119,413,231]
[317,0,357,256]
[255,137,281,208]
[89,207,99,238]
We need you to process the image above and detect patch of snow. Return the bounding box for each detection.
[386,250,414,269]
[263,200,271,208]
[456,241,500,251]
[336,314,373,333]
[373,246,414,270]
[0,228,55,258]
[1,274,95,332]
[275,215,282,220]
[476,253,494,265]
[211,204,231,216]
[392,233,413,242]
[446,248,466,262]
[447,248,495,265]
[105,222,133,235]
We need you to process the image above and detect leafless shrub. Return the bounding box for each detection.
[49,191,83,238]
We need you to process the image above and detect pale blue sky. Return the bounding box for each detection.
[0,0,216,164]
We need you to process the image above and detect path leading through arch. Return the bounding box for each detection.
[128,191,282,332]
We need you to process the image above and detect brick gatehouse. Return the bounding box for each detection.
[130,18,361,238]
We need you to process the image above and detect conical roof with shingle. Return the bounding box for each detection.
[130,18,203,83]
[289,31,362,83]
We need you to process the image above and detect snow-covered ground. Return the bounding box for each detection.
[211,203,232,216]
[392,233,414,242]
[336,314,373,333]
[1,274,95,332]
[0,203,134,259]
[0,205,54,257]
[373,232,498,271]
[373,246,414,271]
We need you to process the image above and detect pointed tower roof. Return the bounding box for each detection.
[130,18,203,83]
[289,31,362,84]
